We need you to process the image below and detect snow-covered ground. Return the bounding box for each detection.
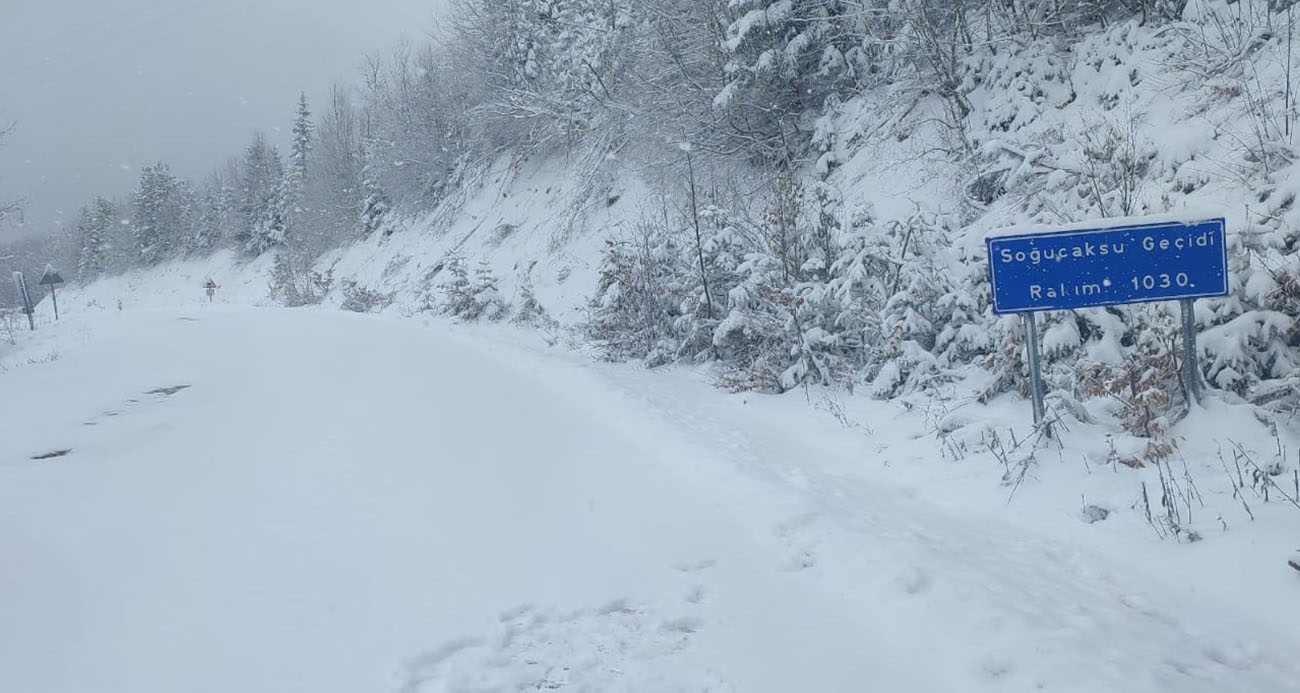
[2,306,1297,693]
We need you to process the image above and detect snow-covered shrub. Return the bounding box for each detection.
[471,261,508,321]
[269,250,331,307]
[979,316,1033,403]
[714,251,819,392]
[1077,305,1182,461]
[933,232,994,370]
[586,231,685,366]
[870,211,954,398]
[437,253,507,321]
[513,263,555,329]
[714,178,862,391]
[673,204,743,363]
[339,281,393,313]
[439,252,476,317]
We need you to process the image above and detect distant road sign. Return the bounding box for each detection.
[986,217,1228,314]
[39,264,63,285]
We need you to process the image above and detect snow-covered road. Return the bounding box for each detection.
[2,309,1296,692]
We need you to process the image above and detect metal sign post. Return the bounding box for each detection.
[987,217,1229,428]
[1180,299,1201,405]
[1022,312,1047,432]
[39,264,64,321]
[12,271,34,331]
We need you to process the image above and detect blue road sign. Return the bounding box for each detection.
[986,217,1228,314]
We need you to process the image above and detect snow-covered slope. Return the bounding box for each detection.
[2,308,1298,693]
[47,154,630,326]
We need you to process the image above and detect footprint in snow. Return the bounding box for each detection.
[1202,639,1262,671]
[784,549,817,572]
[980,652,1016,681]
[402,600,723,693]
[1118,593,1179,626]
[772,512,822,539]
[895,565,930,596]
[684,585,710,605]
[672,558,716,573]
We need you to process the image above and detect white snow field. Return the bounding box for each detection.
[2,308,1298,693]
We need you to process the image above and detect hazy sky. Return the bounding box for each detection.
[0,0,447,240]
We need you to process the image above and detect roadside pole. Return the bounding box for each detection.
[12,272,35,331]
[1021,312,1047,433]
[40,265,65,322]
[1180,299,1201,406]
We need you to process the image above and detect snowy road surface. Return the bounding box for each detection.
[1,309,1296,692]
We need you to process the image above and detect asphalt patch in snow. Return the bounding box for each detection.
[29,449,72,460]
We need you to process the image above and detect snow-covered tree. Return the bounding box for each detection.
[675,203,744,361]
[132,162,184,265]
[290,91,313,182]
[75,197,116,279]
[453,0,635,150]
[439,252,475,317]
[358,124,391,237]
[281,92,314,244]
[191,170,233,253]
[0,123,20,228]
[305,84,363,245]
[237,132,285,255]
[717,0,869,163]
[587,231,685,366]
[870,212,952,398]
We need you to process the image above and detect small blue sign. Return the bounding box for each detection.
[986,217,1228,314]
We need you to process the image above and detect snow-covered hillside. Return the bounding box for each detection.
[2,308,1298,693]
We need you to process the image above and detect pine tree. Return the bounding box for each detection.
[238,132,285,255]
[471,260,507,320]
[291,92,313,182]
[676,205,743,361]
[174,179,201,255]
[870,212,950,398]
[717,0,863,162]
[439,252,476,317]
[513,264,553,327]
[132,162,183,265]
[587,232,683,364]
[282,92,314,246]
[191,171,230,252]
[305,84,364,246]
[75,197,116,279]
[359,125,391,236]
[712,249,798,391]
